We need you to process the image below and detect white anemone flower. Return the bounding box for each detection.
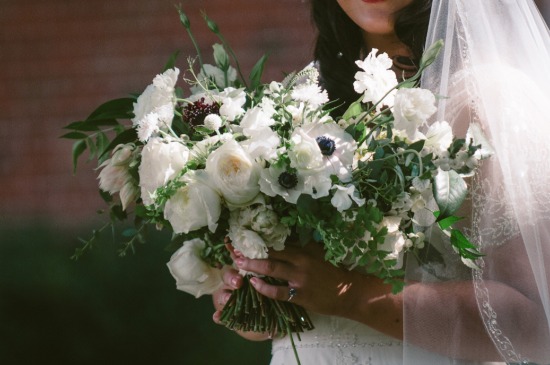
[259,165,306,204]
[299,121,357,182]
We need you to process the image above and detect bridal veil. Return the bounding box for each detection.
[404,0,550,363]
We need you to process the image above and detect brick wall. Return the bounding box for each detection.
[0,0,315,227]
[2,1,549,227]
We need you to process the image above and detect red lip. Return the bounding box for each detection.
[361,0,386,3]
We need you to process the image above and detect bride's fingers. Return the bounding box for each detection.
[249,277,297,303]
[222,266,242,289]
[235,257,293,281]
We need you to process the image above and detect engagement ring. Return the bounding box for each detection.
[287,287,297,302]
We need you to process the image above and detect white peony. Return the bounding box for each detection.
[354,49,398,110]
[393,88,437,140]
[163,172,221,234]
[138,136,189,206]
[205,139,261,207]
[167,238,223,298]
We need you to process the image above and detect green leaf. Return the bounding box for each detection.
[72,140,87,173]
[163,50,180,72]
[249,54,268,90]
[437,215,463,230]
[99,128,138,159]
[64,119,119,132]
[433,169,467,219]
[450,229,484,260]
[342,100,364,120]
[87,98,136,120]
[60,131,88,140]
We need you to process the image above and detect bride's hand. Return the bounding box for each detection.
[211,263,270,341]
[234,242,364,318]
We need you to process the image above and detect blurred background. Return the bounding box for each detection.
[1,1,549,364]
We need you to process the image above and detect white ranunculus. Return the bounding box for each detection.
[331,184,366,212]
[163,174,221,234]
[228,227,269,259]
[138,137,189,206]
[132,68,179,137]
[353,49,398,110]
[233,204,290,252]
[205,139,261,207]
[167,238,223,298]
[393,88,437,140]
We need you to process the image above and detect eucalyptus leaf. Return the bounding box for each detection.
[433,169,467,219]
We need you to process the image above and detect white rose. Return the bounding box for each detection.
[205,139,261,207]
[167,238,223,298]
[163,174,221,234]
[228,227,269,259]
[138,137,189,206]
[393,88,437,140]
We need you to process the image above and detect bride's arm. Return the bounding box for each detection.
[234,240,547,361]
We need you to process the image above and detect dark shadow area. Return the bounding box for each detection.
[0,225,271,365]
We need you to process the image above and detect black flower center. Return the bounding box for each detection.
[278,171,298,189]
[316,136,336,156]
[183,97,220,127]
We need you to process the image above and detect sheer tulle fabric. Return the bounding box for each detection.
[404,0,550,363]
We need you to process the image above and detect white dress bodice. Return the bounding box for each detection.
[270,312,403,365]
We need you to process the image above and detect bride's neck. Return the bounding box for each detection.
[361,31,412,59]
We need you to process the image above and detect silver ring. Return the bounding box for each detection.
[287,287,297,302]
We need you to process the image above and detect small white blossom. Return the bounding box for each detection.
[291,82,329,108]
[204,114,222,131]
[331,184,366,212]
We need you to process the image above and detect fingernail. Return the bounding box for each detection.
[213,311,221,323]
[235,258,244,267]
[249,277,258,287]
[231,277,240,288]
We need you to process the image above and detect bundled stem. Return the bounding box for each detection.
[219,275,314,365]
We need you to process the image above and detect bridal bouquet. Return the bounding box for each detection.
[63,9,491,359]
